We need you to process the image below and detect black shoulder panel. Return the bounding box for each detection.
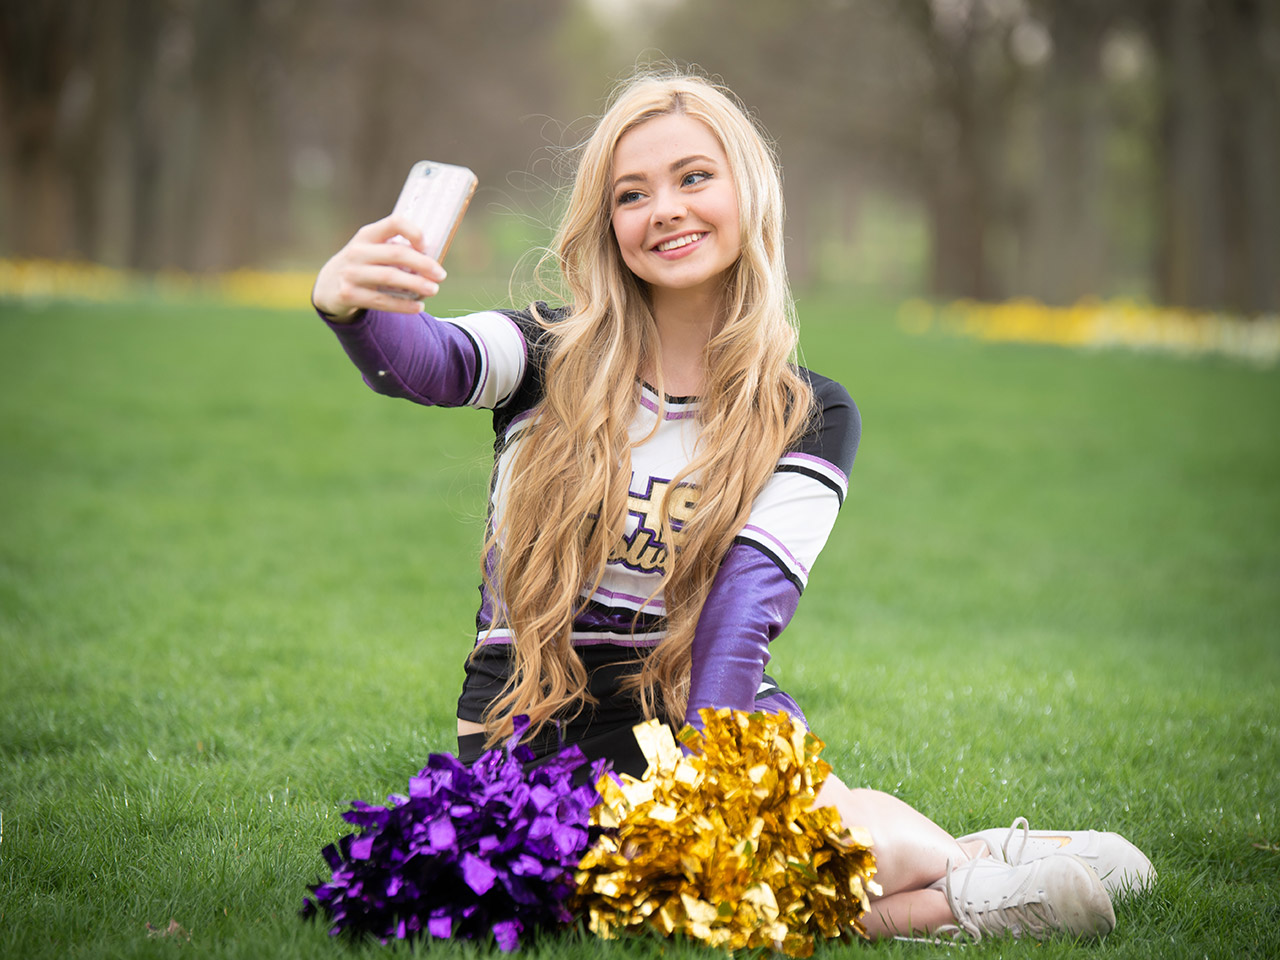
[793,368,860,479]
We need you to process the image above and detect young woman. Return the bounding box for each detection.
[311,71,1150,942]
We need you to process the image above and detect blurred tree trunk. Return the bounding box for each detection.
[1152,0,1224,311]
[83,0,149,267]
[923,78,992,299]
[1149,0,1279,314]
[157,0,297,272]
[1217,0,1279,313]
[0,3,93,257]
[923,112,989,297]
[183,0,259,271]
[117,0,165,271]
[904,0,1012,301]
[1021,2,1109,306]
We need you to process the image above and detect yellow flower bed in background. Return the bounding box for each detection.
[5,260,1277,366]
[0,259,315,311]
[898,297,1280,366]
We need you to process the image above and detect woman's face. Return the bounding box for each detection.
[609,113,741,299]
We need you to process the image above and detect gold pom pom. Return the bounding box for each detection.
[574,709,880,956]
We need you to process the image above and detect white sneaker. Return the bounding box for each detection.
[959,816,1156,898]
[939,853,1116,941]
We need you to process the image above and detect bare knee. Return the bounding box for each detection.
[846,786,894,807]
[816,776,964,897]
[817,777,899,825]
[815,779,891,841]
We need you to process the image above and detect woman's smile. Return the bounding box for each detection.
[653,230,707,256]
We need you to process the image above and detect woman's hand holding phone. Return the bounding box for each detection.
[311,214,447,322]
[313,161,475,322]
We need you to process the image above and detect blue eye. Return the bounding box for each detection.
[616,190,643,205]
[682,171,711,187]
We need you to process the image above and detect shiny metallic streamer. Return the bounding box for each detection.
[575,709,880,957]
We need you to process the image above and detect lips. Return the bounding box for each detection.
[653,231,706,253]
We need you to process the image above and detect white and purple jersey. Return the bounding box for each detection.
[325,304,860,740]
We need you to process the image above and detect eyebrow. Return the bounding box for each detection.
[613,154,717,191]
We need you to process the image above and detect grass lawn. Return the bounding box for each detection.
[1,289,1277,958]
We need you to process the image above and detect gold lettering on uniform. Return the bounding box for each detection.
[667,486,699,549]
[608,479,701,572]
[613,529,657,570]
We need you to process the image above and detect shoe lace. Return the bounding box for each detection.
[999,815,1033,864]
[940,856,1055,942]
[962,816,1033,864]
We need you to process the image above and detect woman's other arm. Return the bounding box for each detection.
[684,377,861,726]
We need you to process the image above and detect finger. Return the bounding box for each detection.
[364,290,431,313]
[383,213,428,253]
[348,263,440,300]
[337,282,430,315]
[352,213,430,256]
[351,215,413,245]
[350,239,447,282]
[348,215,438,265]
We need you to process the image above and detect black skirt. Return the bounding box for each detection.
[456,642,806,779]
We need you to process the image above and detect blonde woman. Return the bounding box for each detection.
[311,71,1150,941]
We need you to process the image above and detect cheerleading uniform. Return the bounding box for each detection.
[324,305,859,772]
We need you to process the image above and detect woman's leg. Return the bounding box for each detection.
[860,890,952,940]
[815,773,986,938]
[815,773,1116,941]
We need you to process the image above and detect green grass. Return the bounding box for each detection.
[1,290,1277,959]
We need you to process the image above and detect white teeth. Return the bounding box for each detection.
[656,232,704,252]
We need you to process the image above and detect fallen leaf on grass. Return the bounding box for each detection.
[145,920,190,941]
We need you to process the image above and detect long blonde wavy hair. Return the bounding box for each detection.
[476,71,813,745]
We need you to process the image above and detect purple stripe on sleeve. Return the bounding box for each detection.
[505,408,536,432]
[783,451,848,486]
[741,524,810,578]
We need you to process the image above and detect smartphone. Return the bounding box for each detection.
[383,160,478,297]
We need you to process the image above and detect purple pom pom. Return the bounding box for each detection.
[301,719,608,950]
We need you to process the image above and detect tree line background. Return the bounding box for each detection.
[2,0,1277,313]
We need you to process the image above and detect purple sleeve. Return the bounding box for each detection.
[323,309,482,407]
[684,542,801,727]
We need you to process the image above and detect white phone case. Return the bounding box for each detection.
[383,160,478,298]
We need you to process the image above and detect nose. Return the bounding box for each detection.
[651,187,686,225]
